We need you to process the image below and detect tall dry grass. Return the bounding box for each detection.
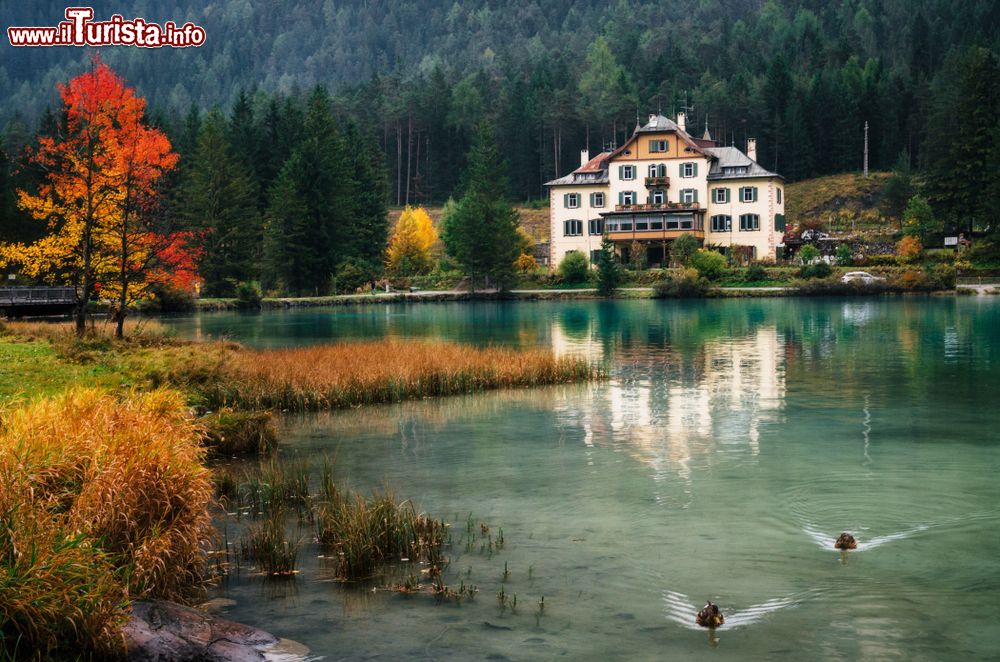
[1,318,167,343]
[0,388,213,659]
[205,339,597,410]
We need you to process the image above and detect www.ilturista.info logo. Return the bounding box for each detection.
[7,7,205,48]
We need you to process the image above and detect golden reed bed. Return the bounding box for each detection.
[0,389,212,658]
[206,339,598,410]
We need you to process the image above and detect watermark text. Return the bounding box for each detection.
[7,7,205,48]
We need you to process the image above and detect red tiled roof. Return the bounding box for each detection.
[575,151,612,173]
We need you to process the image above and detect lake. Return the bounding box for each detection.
[164,297,1000,660]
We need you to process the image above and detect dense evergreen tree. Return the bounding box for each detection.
[923,47,1000,233]
[264,154,315,295]
[443,123,521,290]
[180,110,260,296]
[342,120,389,270]
[596,236,622,296]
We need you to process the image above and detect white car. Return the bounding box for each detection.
[841,271,885,284]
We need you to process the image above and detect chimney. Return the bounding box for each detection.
[746,138,757,161]
[580,149,590,168]
[677,112,686,132]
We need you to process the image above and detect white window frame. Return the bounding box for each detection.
[740,187,754,203]
[593,192,605,208]
[650,190,665,205]
[566,193,580,209]
[564,219,583,236]
[588,218,604,235]
[776,188,782,204]
[681,162,696,178]
[649,139,668,153]
[713,188,728,204]
[711,215,731,232]
[622,190,636,205]
[680,189,697,204]
[739,214,760,231]
[622,165,636,181]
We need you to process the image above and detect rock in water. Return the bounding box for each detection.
[126,599,286,661]
[834,532,858,550]
[695,601,725,628]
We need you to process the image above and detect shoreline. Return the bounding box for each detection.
[188,285,992,311]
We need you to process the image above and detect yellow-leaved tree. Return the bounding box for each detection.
[386,206,438,276]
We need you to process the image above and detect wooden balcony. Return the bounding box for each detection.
[606,228,704,242]
[644,175,670,188]
[613,201,700,213]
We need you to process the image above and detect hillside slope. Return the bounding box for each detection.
[785,172,894,234]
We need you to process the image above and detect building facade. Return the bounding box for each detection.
[546,113,785,268]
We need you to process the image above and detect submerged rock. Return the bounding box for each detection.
[125,599,299,661]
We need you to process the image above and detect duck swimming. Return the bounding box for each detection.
[695,601,725,628]
[834,532,857,550]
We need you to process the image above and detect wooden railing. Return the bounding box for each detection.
[0,286,76,305]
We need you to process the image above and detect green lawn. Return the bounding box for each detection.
[0,339,125,402]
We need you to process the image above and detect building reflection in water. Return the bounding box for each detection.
[549,313,786,483]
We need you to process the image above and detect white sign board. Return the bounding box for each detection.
[944,236,958,246]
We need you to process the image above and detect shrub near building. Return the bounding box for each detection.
[690,249,727,281]
[558,251,590,284]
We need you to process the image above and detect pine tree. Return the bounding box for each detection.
[264,153,315,295]
[297,86,357,289]
[343,119,388,269]
[180,109,259,296]
[443,122,521,291]
[595,236,622,296]
[924,47,1000,233]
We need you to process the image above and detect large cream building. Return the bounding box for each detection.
[545,113,785,267]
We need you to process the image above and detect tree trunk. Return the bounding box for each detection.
[404,113,413,205]
[413,129,422,202]
[395,121,402,206]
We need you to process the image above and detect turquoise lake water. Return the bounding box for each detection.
[164,298,1000,660]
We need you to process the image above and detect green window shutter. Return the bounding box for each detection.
[752,186,759,202]
[589,193,594,206]
[724,188,730,203]
[693,190,699,203]
[618,191,624,205]
[563,193,569,207]
[775,213,786,231]
[693,162,699,177]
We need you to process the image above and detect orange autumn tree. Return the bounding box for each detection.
[386,206,438,277]
[0,58,180,337]
[101,70,179,337]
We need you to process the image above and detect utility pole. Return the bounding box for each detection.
[863,121,869,178]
